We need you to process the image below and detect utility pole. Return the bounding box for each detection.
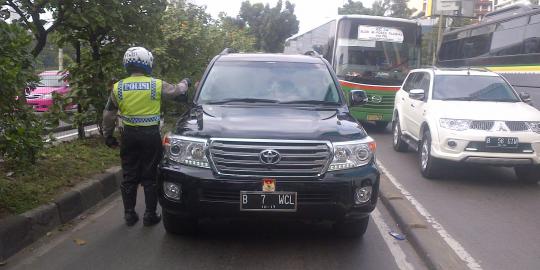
[58,48,64,70]
[432,13,445,66]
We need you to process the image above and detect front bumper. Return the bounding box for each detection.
[158,163,380,221]
[26,99,53,112]
[431,128,540,165]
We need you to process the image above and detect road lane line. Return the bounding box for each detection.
[377,162,483,270]
[372,207,415,270]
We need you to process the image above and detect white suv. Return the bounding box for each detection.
[392,68,540,182]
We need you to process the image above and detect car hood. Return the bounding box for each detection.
[429,100,540,121]
[173,105,367,141]
[29,87,65,95]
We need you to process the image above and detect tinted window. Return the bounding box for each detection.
[417,72,430,91]
[433,75,519,102]
[496,17,528,30]
[463,34,491,58]
[198,61,340,104]
[490,27,525,56]
[439,40,462,60]
[471,25,495,36]
[524,23,540,54]
[402,73,417,92]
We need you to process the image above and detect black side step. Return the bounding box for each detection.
[402,134,420,152]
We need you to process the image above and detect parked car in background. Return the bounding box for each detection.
[392,67,540,182]
[25,71,70,112]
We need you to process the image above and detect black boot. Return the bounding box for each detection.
[121,184,139,226]
[125,210,139,226]
[143,184,161,226]
[143,211,161,226]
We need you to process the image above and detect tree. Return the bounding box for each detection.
[338,0,416,18]
[53,0,166,138]
[338,0,373,15]
[0,21,44,164]
[238,0,299,52]
[0,0,66,57]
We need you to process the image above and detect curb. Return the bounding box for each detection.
[0,166,122,261]
[378,173,468,270]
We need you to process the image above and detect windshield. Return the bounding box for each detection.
[197,61,341,104]
[335,19,419,86]
[39,75,65,87]
[433,75,519,102]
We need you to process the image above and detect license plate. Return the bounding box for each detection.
[485,137,519,148]
[367,114,383,121]
[240,191,297,212]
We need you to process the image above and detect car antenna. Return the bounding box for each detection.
[467,66,470,75]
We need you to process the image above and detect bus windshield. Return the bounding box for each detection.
[335,19,419,86]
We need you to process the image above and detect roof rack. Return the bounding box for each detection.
[220,48,237,55]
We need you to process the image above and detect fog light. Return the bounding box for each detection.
[447,140,457,148]
[164,182,181,200]
[355,186,372,204]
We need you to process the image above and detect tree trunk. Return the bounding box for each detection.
[74,41,85,139]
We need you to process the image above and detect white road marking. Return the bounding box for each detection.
[46,127,99,142]
[377,162,483,270]
[372,207,415,270]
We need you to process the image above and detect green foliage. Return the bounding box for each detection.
[338,0,416,19]
[238,0,299,52]
[0,136,119,216]
[0,22,45,164]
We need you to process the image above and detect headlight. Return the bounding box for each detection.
[41,93,53,99]
[526,122,540,133]
[163,133,210,168]
[328,138,376,171]
[439,118,471,131]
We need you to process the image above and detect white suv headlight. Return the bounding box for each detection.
[439,118,471,131]
[163,133,210,168]
[328,138,376,171]
[526,122,540,133]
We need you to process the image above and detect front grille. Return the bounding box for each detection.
[470,120,494,130]
[25,94,42,100]
[209,139,332,178]
[505,121,528,131]
[201,188,333,203]
[465,142,533,153]
[363,93,395,110]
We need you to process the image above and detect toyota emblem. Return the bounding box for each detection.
[370,95,383,103]
[259,149,281,165]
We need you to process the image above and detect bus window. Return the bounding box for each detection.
[490,26,525,56]
[496,16,528,30]
[531,14,540,24]
[439,40,462,60]
[524,23,540,54]
[463,34,491,58]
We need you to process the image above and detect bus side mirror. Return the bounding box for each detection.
[350,90,368,106]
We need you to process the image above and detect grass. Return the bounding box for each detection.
[0,136,120,218]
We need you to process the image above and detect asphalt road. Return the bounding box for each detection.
[367,125,540,270]
[5,190,426,270]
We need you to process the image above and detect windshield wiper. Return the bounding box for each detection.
[206,98,279,104]
[279,100,340,105]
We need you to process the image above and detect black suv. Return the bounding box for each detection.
[158,52,380,236]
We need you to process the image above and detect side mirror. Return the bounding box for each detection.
[520,92,532,103]
[349,90,368,106]
[409,89,425,101]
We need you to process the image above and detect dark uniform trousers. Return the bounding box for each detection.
[120,125,163,214]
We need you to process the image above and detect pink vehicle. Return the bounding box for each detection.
[26,71,70,112]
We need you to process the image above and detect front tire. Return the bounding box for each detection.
[419,130,443,179]
[514,166,540,184]
[334,216,370,237]
[163,211,198,235]
[392,117,408,152]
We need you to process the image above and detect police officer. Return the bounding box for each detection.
[102,47,190,226]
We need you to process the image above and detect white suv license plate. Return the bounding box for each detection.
[240,191,297,212]
[485,137,519,148]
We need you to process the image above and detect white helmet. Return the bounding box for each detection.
[123,47,154,74]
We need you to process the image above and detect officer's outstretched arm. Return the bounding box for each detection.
[102,93,119,138]
[162,79,190,102]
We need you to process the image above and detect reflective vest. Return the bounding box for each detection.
[112,76,162,126]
